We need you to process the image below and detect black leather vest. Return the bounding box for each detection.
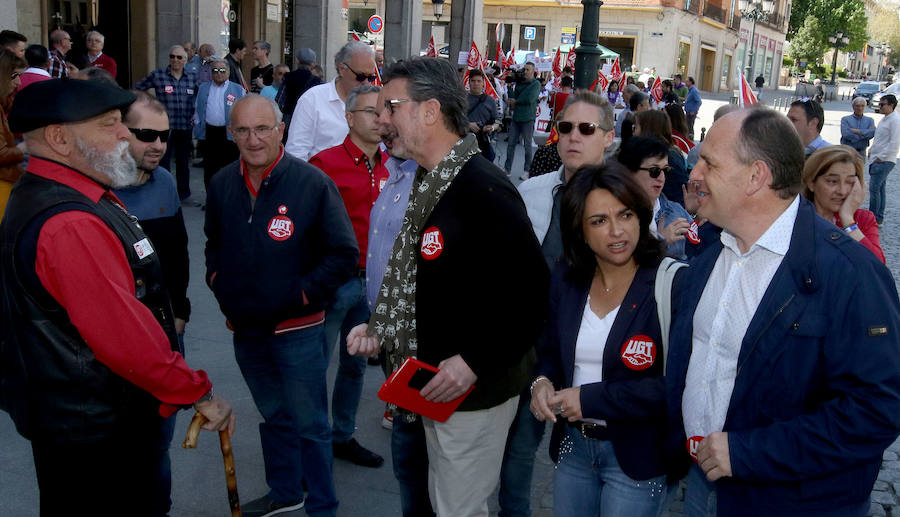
[0,171,179,442]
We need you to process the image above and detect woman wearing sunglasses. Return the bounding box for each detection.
[618,136,694,259]
[530,163,669,517]
[633,109,689,207]
[0,48,26,223]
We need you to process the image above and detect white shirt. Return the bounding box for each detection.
[870,111,900,162]
[22,67,50,77]
[682,196,800,439]
[285,79,348,161]
[574,297,619,425]
[650,197,661,236]
[205,81,228,126]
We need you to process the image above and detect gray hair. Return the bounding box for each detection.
[623,84,641,95]
[49,30,69,45]
[345,84,382,112]
[229,94,284,126]
[334,40,375,76]
[383,57,468,137]
[168,45,185,56]
[852,96,868,107]
[86,30,104,43]
[254,40,271,55]
[557,90,615,131]
[733,108,804,199]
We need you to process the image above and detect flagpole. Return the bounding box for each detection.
[574,0,605,90]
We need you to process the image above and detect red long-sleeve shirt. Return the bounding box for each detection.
[30,158,211,416]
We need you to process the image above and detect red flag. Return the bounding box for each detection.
[506,47,516,70]
[738,67,758,107]
[551,48,563,77]
[565,49,576,72]
[496,42,506,71]
[466,41,482,70]
[590,70,609,92]
[374,63,382,86]
[483,72,500,101]
[545,124,559,145]
[350,32,361,42]
[426,36,437,58]
[610,57,622,83]
[650,76,664,103]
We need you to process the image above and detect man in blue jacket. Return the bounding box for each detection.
[684,76,702,139]
[194,58,245,188]
[205,94,357,517]
[667,108,900,517]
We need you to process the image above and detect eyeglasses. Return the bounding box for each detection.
[556,121,608,136]
[10,72,20,80]
[352,107,381,116]
[212,67,228,73]
[129,128,170,143]
[638,165,673,178]
[169,54,185,60]
[384,98,411,115]
[343,62,378,83]
[231,125,278,139]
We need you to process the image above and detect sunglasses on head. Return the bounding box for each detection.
[169,54,185,60]
[343,62,377,83]
[129,128,170,143]
[556,121,606,136]
[638,165,673,178]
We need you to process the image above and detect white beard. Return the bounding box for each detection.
[75,136,138,188]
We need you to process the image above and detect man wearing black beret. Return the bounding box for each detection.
[0,78,235,515]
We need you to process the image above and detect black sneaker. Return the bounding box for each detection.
[242,494,304,517]
[333,438,384,468]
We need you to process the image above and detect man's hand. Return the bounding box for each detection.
[420,355,476,403]
[347,323,381,357]
[194,393,236,436]
[547,387,582,422]
[174,318,186,335]
[468,122,481,133]
[696,432,732,481]
[529,378,557,423]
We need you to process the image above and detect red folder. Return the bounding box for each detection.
[377,357,474,422]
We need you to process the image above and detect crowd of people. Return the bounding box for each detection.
[1,25,900,517]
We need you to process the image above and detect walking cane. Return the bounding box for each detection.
[182,412,242,517]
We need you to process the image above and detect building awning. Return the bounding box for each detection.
[557,43,619,58]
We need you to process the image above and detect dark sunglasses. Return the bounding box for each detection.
[10,72,20,80]
[638,165,673,178]
[556,121,605,136]
[343,62,377,83]
[169,54,185,60]
[129,128,170,143]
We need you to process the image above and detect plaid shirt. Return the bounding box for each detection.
[134,67,198,130]
[48,49,68,78]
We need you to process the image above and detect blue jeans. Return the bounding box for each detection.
[323,277,370,442]
[553,426,666,517]
[868,160,895,223]
[391,415,435,517]
[684,462,717,517]
[498,391,548,517]
[233,326,338,517]
[505,120,536,174]
[153,332,185,516]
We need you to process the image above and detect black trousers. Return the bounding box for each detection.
[161,129,194,200]
[202,125,239,190]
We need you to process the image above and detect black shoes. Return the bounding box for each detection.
[333,438,384,468]
[242,494,305,517]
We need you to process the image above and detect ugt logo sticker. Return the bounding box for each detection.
[420,226,444,259]
[620,334,656,370]
[267,205,293,241]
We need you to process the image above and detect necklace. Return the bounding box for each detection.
[595,263,638,294]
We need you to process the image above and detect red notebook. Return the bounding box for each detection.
[377,357,474,422]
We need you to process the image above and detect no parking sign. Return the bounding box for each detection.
[368,15,384,34]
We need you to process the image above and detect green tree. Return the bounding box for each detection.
[788,0,868,51]
[787,16,829,65]
[868,4,900,67]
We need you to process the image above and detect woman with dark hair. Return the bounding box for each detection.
[634,109,689,206]
[530,162,669,517]
[606,79,623,108]
[803,145,884,262]
[0,48,26,223]
[618,136,694,259]
[664,103,694,156]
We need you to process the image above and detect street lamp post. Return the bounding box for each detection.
[574,0,605,91]
[874,43,892,82]
[828,32,850,84]
[738,0,775,79]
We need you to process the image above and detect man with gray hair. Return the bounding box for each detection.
[285,40,377,160]
[194,58,245,188]
[841,96,876,157]
[85,30,116,79]
[346,57,548,517]
[308,84,388,468]
[250,40,273,94]
[48,29,72,78]
[205,94,357,516]
[615,83,641,137]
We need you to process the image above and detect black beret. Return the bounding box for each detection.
[8,78,136,133]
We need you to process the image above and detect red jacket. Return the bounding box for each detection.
[90,52,118,79]
[309,136,389,268]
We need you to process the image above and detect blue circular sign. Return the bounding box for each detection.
[368,15,384,34]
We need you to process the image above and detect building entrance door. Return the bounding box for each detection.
[700,48,716,91]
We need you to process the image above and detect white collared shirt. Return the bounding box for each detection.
[870,111,900,162]
[22,67,50,77]
[682,196,800,439]
[650,197,661,236]
[88,51,103,64]
[284,79,348,161]
[205,81,228,127]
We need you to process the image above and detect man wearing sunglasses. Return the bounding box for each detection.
[869,94,900,226]
[286,40,377,161]
[194,59,245,189]
[135,44,199,203]
[787,98,831,156]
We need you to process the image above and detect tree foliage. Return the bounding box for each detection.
[788,0,868,53]
[787,16,829,64]
[868,3,900,66]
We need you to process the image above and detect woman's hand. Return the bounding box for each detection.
[682,182,702,215]
[548,387,583,422]
[659,216,690,245]
[529,378,557,423]
[839,177,866,226]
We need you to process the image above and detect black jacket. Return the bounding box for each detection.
[415,154,549,411]
[537,263,667,481]
[204,152,358,337]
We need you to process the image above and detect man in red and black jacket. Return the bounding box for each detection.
[309,83,389,468]
[205,94,357,517]
[0,79,234,515]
